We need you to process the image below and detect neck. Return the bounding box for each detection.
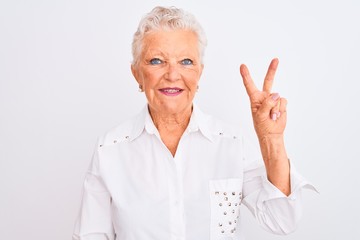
[148,105,193,157]
[149,105,192,132]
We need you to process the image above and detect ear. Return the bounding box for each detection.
[200,64,204,76]
[198,63,204,82]
[131,64,141,85]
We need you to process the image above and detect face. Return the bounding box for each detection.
[131,29,204,116]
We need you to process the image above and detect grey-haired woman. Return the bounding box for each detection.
[73,6,316,240]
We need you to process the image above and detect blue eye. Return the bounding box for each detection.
[181,59,193,65]
[149,58,162,65]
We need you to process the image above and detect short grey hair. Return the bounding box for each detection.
[131,6,207,66]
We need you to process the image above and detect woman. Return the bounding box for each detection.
[73,6,315,240]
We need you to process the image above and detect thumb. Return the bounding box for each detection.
[258,93,280,118]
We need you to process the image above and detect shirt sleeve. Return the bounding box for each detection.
[72,144,115,240]
[241,138,318,235]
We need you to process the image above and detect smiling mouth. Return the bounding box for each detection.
[159,88,184,96]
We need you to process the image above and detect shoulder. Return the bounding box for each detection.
[202,110,262,164]
[194,105,242,142]
[96,108,146,148]
[208,115,242,140]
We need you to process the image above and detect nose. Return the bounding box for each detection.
[165,62,181,82]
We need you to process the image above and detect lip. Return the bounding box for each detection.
[159,87,184,96]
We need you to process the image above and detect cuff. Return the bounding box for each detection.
[258,161,318,205]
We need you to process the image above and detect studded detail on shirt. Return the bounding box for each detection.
[214,190,242,236]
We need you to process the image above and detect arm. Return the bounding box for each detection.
[259,134,290,195]
[240,58,290,195]
[239,58,318,235]
[73,145,115,240]
[240,136,317,235]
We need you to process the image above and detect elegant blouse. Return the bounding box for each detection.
[73,104,315,240]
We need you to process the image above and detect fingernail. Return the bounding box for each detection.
[272,93,280,101]
[272,113,277,121]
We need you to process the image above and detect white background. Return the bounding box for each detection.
[1,0,359,239]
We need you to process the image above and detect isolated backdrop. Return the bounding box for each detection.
[1,0,359,239]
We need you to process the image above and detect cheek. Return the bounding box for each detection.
[142,70,164,88]
[183,71,201,89]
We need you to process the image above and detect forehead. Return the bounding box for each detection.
[141,29,199,56]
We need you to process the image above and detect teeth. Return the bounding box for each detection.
[164,89,180,93]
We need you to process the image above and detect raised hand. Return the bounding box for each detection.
[240,58,287,139]
[240,58,290,195]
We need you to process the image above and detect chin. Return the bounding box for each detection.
[157,102,192,115]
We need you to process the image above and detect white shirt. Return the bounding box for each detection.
[73,105,316,240]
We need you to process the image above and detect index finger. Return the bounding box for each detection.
[240,64,258,96]
[262,58,279,93]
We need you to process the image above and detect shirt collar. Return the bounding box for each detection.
[188,103,214,142]
[129,104,214,142]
